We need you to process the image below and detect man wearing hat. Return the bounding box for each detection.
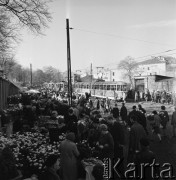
[120,102,127,122]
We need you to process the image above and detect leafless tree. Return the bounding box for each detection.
[43,66,62,83]
[0,0,52,79]
[0,0,52,34]
[0,53,17,77]
[118,56,138,88]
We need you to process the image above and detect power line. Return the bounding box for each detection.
[73,28,176,47]
[134,49,176,61]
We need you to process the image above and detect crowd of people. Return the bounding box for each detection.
[133,89,174,104]
[0,88,176,180]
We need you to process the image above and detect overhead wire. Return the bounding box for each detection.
[71,27,176,69]
[134,49,176,61]
[73,28,176,47]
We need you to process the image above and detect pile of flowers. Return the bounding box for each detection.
[0,132,61,177]
[76,140,97,159]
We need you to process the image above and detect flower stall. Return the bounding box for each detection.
[0,131,62,179]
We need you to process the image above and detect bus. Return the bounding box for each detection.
[74,81,129,100]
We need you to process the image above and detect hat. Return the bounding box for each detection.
[66,132,75,142]
[99,124,108,131]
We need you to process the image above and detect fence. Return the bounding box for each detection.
[0,77,20,110]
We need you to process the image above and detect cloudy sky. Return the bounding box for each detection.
[16,0,176,72]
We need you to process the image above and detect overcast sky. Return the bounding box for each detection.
[16,0,176,72]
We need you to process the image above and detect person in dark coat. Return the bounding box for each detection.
[65,108,78,135]
[159,105,169,137]
[138,104,146,114]
[60,132,80,180]
[128,106,138,127]
[137,108,148,135]
[128,115,146,162]
[108,120,125,159]
[39,155,61,180]
[0,147,22,180]
[97,124,114,159]
[120,102,128,122]
[48,111,59,143]
[152,111,162,142]
[134,138,158,179]
[111,103,119,119]
[108,120,125,176]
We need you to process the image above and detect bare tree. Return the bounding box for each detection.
[0,54,17,78]
[0,0,52,34]
[43,66,62,83]
[33,69,46,86]
[0,0,52,80]
[0,11,18,55]
[118,56,138,88]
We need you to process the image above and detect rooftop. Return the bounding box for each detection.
[138,57,165,65]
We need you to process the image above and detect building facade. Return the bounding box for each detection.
[134,56,176,92]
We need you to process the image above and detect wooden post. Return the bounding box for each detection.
[66,19,72,106]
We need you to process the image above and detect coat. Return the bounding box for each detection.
[60,139,80,180]
[98,132,114,159]
[120,106,127,121]
[171,111,176,126]
[129,121,146,153]
[111,107,119,118]
[134,149,156,180]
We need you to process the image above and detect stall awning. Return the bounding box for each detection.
[155,75,174,82]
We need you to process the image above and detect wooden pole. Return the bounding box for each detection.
[30,63,32,88]
[66,19,72,106]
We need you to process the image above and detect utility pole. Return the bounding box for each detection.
[90,63,93,92]
[66,19,73,106]
[30,63,32,88]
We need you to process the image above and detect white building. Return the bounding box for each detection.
[93,68,125,82]
[136,57,166,76]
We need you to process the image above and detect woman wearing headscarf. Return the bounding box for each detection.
[59,132,80,180]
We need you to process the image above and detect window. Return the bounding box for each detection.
[95,85,99,89]
[107,85,110,90]
[110,85,116,91]
[117,85,120,91]
[148,67,150,70]
[113,79,115,81]
[122,85,127,91]
[103,85,107,90]
[113,72,115,76]
[100,85,103,90]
